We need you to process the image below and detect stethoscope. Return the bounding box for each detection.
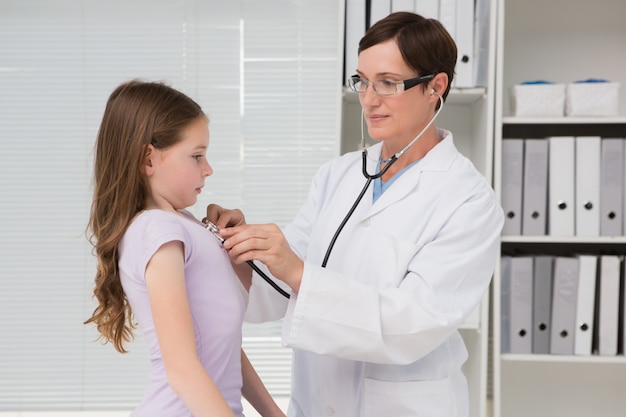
[321,90,444,267]
[204,90,444,299]
[203,218,292,298]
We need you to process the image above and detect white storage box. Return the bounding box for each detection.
[511,82,566,117]
[566,81,620,116]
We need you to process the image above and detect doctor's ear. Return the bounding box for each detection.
[430,72,449,98]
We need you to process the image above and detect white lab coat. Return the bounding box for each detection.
[246,129,504,417]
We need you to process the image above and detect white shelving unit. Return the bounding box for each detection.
[493,0,626,416]
[340,2,498,416]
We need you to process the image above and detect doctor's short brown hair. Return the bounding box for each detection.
[359,11,457,101]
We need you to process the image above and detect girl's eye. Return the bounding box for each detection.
[193,155,203,161]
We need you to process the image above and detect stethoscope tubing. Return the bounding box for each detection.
[320,151,399,267]
[204,219,292,298]
[321,92,444,267]
[246,259,291,298]
[211,93,444,298]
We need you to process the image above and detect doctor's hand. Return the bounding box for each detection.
[220,223,304,293]
[205,204,246,229]
[204,204,254,290]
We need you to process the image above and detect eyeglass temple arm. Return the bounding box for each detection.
[403,73,436,90]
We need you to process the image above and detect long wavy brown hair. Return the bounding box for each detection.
[84,80,206,353]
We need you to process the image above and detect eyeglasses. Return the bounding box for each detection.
[347,73,436,96]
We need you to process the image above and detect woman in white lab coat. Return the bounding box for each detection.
[208,11,504,417]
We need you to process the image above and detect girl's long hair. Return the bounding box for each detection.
[84,80,206,353]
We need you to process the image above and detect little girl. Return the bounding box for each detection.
[84,80,285,417]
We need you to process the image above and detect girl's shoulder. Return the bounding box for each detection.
[125,209,200,244]
[132,208,200,228]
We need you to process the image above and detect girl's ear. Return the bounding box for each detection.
[144,144,155,176]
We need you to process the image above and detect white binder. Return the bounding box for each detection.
[622,139,626,236]
[391,0,415,12]
[574,255,597,355]
[522,139,548,236]
[600,138,624,236]
[500,256,512,353]
[472,0,490,87]
[453,0,474,87]
[509,256,534,354]
[622,258,626,352]
[532,256,553,354]
[501,139,524,236]
[575,136,601,236]
[369,0,391,27]
[344,0,367,83]
[415,0,439,18]
[550,256,579,355]
[438,0,456,40]
[532,256,554,355]
[548,136,575,236]
[597,255,620,356]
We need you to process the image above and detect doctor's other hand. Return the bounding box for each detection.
[205,203,246,229]
[220,223,304,293]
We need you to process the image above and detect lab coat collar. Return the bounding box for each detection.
[365,129,455,173]
[364,129,457,218]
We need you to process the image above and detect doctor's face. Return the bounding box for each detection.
[356,39,433,146]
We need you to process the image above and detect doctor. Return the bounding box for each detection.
[208,11,503,417]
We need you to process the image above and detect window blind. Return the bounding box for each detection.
[0,0,341,409]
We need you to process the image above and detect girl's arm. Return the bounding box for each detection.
[240,349,286,417]
[146,241,235,417]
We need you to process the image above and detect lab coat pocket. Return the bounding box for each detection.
[362,234,421,288]
[363,377,455,417]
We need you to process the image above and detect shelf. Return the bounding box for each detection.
[501,120,626,138]
[493,1,626,416]
[446,87,487,104]
[342,86,487,104]
[501,354,626,364]
[458,322,480,331]
[501,237,626,256]
[502,116,626,124]
[501,236,626,244]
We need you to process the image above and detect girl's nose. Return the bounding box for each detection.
[203,160,214,177]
